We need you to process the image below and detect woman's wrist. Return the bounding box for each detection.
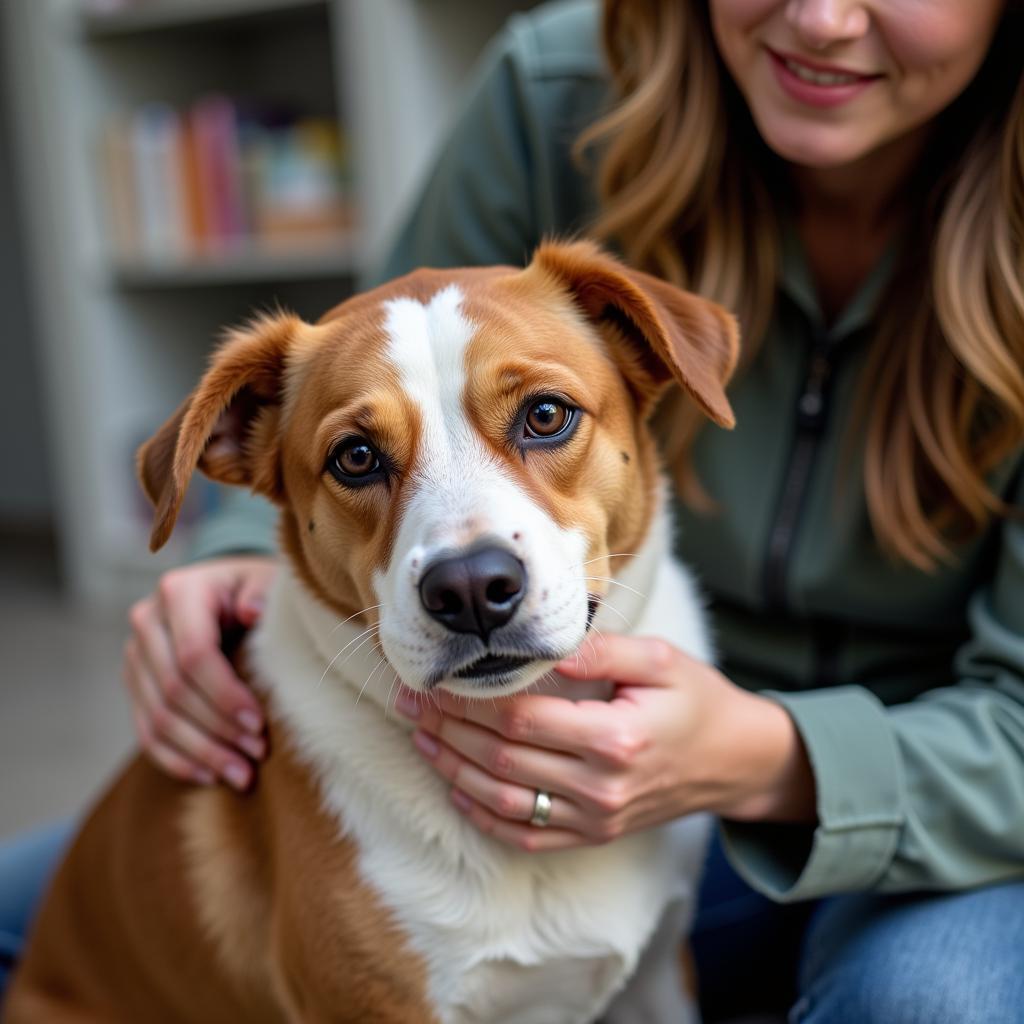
[714,691,818,824]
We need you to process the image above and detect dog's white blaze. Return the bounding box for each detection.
[374,286,591,693]
[380,285,473,491]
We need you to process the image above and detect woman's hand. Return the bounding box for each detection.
[122,555,277,790]
[395,633,816,851]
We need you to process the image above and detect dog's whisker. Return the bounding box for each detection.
[355,653,390,706]
[384,675,400,718]
[329,602,386,635]
[335,629,382,676]
[323,622,380,667]
[558,552,637,575]
[581,631,600,661]
[587,596,633,629]
[318,624,380,688]
[579,553,638,567]
[338,629,383,673]
[575,575,647,599]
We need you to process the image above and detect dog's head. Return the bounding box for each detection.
[139,241,737,697]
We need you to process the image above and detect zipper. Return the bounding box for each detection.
[762,335,838,611]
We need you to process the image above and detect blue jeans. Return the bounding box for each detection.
[691,834,1024,1023]
[0,820,75,998]
[2,821,1023,1022]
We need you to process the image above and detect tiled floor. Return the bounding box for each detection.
[0,535,134,840]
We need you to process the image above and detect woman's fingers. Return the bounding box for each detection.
[126,637,255,790]
[556,632,681,687]
[452,795,587,853]
[234,578,267,628]
[440,757,589,832]
[413,720,593,815]
[411,713,587,790]
[157,570,265,734]
[132,598,262,754]
[132,709,215,786]
[410,713,636,822]
[399,681,652,773]
[398,687,623,762]
[122,557,277,788]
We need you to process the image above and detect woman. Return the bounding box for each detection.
[5,1,1024,1019]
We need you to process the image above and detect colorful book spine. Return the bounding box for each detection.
[132,103,189,260]
[190,95,248,250]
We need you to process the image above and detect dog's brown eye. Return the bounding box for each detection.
[525,400,571,438]
[333,441,380,479]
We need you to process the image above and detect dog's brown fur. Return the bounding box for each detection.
[7,714,437,1024]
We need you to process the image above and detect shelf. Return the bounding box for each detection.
[79,0,326,39]
[108,238,361,289]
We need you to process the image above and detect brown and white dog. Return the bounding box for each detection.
[7,241,737,1024]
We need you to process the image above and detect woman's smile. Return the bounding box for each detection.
[766,47,882,109]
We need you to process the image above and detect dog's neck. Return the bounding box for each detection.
[260,483,672,717]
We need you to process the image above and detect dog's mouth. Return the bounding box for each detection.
[453,653,534,680]
[426,594,601,690]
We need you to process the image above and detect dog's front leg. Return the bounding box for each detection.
[598,899,701,1024]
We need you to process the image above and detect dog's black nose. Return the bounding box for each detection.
[419,546,526,640]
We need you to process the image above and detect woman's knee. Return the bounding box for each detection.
[792,881,1024,1024]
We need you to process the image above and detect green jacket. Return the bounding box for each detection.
[194,0,1024,901]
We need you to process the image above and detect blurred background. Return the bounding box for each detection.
[0,0,536,839]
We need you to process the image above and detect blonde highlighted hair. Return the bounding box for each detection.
[578,0,1024,569]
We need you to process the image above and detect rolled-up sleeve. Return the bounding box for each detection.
[721,476,1024,902]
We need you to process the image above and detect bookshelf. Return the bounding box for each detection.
[2,0,536,606]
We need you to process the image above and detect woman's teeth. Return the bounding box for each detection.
[784,59,860,87]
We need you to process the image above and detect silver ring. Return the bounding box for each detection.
[529,789,552,827]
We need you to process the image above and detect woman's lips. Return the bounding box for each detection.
[767,48,881,109]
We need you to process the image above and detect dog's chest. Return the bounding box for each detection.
[346,813,688,1024]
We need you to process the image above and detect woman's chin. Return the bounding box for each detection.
[755,118,880,171]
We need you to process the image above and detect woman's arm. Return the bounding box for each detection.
[720,465,1024,900]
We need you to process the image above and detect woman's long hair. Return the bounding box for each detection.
[577,0,1024,569]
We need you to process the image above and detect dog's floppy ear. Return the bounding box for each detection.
[137,310,305,552]
[530,240,739,426]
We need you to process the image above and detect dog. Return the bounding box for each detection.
[6,240,737,1023]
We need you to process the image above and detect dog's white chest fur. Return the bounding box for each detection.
[252,501,710,1024]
